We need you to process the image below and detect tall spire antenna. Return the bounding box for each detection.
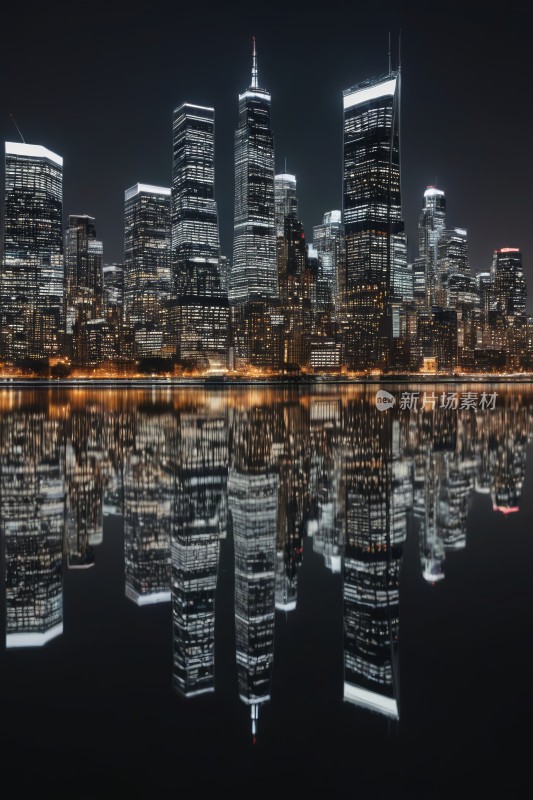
[9,113,25,143]
[388,31,391,75]
[251,36,258,88]
[398,30,402,72]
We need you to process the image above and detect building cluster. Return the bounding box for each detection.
[0,47,530,374]
[1,387,530,729]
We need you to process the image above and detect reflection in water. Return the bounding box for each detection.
[173,407,226,697]
[229,405,278,735]
[0,385,531,731]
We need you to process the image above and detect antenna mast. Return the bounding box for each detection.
[9,113,25,143]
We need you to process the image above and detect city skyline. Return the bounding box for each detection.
[1,2,530,302]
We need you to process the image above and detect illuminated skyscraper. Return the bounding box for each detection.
[274,172,298,237]
[491,247,527,368]
[124,183,172,358]
[171,103,228,368]
[438,227,468,281]
[313,210,345,310]
[231,41,277,304]
[1,142,63,363]
[342,72,403,370]
[418,187,446,306]
[492,248,526,318]
[64,214,104,364]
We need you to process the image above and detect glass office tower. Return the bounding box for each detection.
[1,142,63,363]
[171,103,228,368]
[231,41,277,304]
[342,73,403,370]
[313,210,345,310]
[418,187,446,306]
[124,183,172,359]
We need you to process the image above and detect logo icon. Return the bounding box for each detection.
[375,390,396,412]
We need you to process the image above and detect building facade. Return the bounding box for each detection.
[64,214,104,365]
[124,183,172,360]
[171,103,228,368]
[342,72,404,370]
[1,142,63,364]
[231,42,277,305]
[418,187,446,307]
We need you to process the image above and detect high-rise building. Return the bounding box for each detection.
[1,142,63,364]
[492,248,526,317]
[437,227,468,281]
[313,210,345,310]
[491,247,527,368]
[274,173,298,237]
[342,72,403,370]
[418,187,446,306]
[171,103,228,368]
[277,213,315,368]
[231,41,277,304]
[103,264,124,311]
[64,215,104,364]
[124,183,172,359]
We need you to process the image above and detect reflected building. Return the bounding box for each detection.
[275,400,309,611]
[1,406,65,647]
[65,403,108,568]
[172,405,227,697]
[124,408,173,605]
[308,397,344,572]
[229,404,278,736]
[342,399,409,719]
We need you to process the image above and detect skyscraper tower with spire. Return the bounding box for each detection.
[231,40,277,305]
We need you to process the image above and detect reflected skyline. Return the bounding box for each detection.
[1,384,532,739]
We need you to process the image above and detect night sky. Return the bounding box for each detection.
[2,1,531,302]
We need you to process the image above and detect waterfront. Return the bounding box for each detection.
[0,385,532,797]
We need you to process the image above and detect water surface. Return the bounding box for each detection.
[1,385,532,797]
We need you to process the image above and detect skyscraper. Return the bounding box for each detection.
[313,210,345,310]
[342,71,404,370]
[171,103,228,368]
[124,183,172,359]
[274,172,298,237]
[64,215,103,364]
[491,247,527,368]
[492,248,526,317]
[231,41,277,304]
[1,142,63,364]
[418,187,446,306]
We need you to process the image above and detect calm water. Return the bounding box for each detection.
[1,384,532,798]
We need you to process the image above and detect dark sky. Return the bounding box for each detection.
[2,1,531,295]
